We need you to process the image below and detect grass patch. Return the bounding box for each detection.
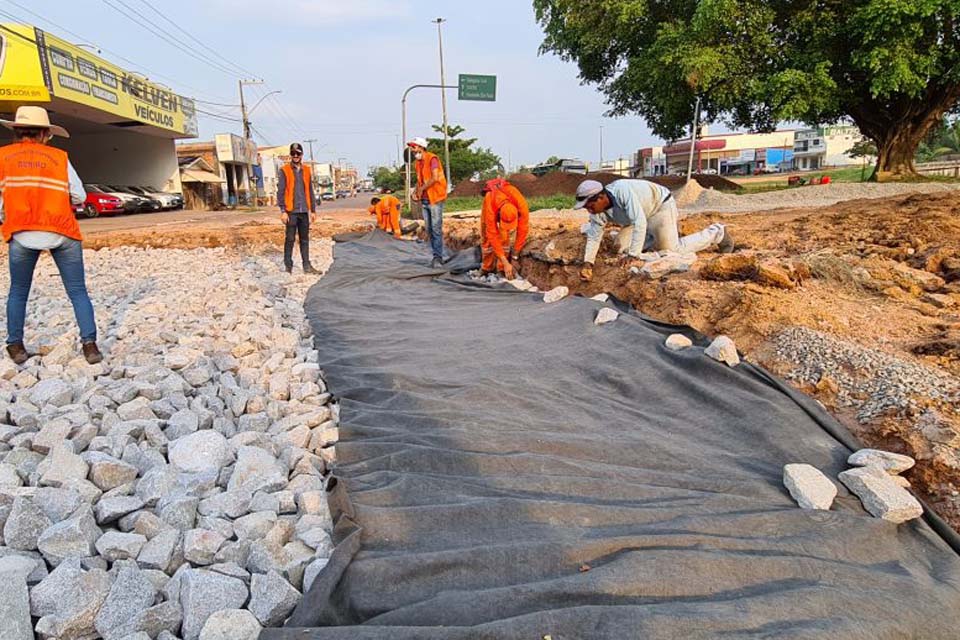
[443,194,576,213]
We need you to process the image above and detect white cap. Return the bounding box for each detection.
[407,137,428,149]
[0,106,69,138]
[574,179,604,209]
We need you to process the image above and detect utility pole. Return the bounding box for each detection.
[238,79,263,205]
[434,18,452,190]
[304,138,318,195]
[686,95,702,183]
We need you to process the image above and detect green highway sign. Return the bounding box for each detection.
[458,74,497,102]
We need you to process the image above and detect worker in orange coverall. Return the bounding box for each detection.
[480,178,529,280]
[369,192,403,237]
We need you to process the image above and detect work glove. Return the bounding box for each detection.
[580,263,594,282]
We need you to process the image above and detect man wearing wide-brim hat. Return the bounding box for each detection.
[0,106,102,364]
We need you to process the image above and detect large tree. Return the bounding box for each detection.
[426,125,502,183]
[534,0,960,179]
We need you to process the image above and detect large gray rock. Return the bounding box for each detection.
[40,444,90,487]
[0,556,34,640]
[117,397,157,421]
[169,431,230,475]
[37,504,102,565]
[32,487,84,522]
[183,528,226,566]
[228,446,287,493]
[95,561,158,639]
[4,496,52,550]
[302,556,329,593]
[95,495,147,525]
[33,564,112,640]
[32,418,73,454]
[783,464,837,510]
[86,452,140,492]
[199,609,262,640]
[158,494,199,531]
[167,409,200,440]
[542,286,569,304]
[110,602,182,640]
[295,515,333,552]
[0,462,22,489]
[848,449,916,475]
[665,334,693,351]
[95,531,148,562]
[136,465,178,507]
[233,511,277,541]
[198,488,253,519]
[30,378,74,407]
[179,569,250,640]
[838,466,924,523]
[137,528,182,574]
[594,307,619,325]
[248,570,300,627]
[704,335,740,367]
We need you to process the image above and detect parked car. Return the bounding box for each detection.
[321,191,335,201]
[78,186,125,218]
[125,186,184,210]
[107,185,162,212]
[335,190,349,199]
[85,184,141,214]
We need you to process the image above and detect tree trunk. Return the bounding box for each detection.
[874,131,922,182]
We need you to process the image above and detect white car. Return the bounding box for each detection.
[126,186,184,210]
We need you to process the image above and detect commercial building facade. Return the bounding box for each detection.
[176,133,257,208]
[0,23,197,193]
[636,124,865,177]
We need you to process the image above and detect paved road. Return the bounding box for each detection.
[79,194,373,234]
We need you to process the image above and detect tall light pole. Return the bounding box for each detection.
[686,95,702,183]
[599,125,605,170]
[434,18,452,189]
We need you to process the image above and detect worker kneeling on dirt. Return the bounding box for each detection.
[480,178,529,280]
[575,178,734,282]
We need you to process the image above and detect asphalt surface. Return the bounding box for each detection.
[79,194,374,234]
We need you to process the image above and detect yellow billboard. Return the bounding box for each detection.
[0,24,50,102]
[0,24,197,137]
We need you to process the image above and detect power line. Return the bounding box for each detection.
[0,1,234,103]
[97,0,245,78]
[133,0,260,80]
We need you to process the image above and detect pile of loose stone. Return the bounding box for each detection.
[0,241,337,640]
[773,326,960,423]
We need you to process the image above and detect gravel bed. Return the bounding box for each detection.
[683,182,960,214]
[0,240,336,640]
[772,326,960,423]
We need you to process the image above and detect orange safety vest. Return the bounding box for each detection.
[415,151,447,205]
[0,141,81,243]
[281,163,313,212]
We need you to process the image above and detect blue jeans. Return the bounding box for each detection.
[422,200,445,261]
[7,238,97,344]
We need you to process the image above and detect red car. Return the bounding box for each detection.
[79,186,125,218]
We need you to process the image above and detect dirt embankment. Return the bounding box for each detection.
[450,172,740,198]
[445,190,960,528]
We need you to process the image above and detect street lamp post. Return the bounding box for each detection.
[434,18,452,189]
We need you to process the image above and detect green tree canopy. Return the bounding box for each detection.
[534,0,960,179]
[426,124,502,183]
[369,166,405,192]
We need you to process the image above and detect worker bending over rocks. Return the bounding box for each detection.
[480,178,529,280]
[370,191,403,238]
[575,178,734,282]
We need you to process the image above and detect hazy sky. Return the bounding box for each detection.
[10,0,663,173]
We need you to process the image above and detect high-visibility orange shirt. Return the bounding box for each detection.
[415,151,447,205]
[481,183,529,260]
[0,140,81,242]
[375,195,402,236]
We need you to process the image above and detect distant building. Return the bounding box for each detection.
[176,133,257,207]
[599,158,633,177]
[635,124,866,177]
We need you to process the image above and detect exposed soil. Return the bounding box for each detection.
[445,190,960,528]
[449,172,740,198]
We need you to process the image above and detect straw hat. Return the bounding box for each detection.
[1,106,69,138]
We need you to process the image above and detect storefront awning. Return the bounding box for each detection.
[181,169,225,184]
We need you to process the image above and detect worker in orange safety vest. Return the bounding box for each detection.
[369,191,403,238]
[480,178,529,280]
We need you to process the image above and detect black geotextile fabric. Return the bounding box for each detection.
[266,229,960,640]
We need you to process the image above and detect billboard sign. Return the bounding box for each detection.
[215,133,256,164]
[0,24,197,137]
[458,74,496,101]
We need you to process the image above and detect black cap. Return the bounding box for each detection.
[290,143,304,155]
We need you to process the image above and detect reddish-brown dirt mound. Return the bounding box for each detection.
[452,172,741,200]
